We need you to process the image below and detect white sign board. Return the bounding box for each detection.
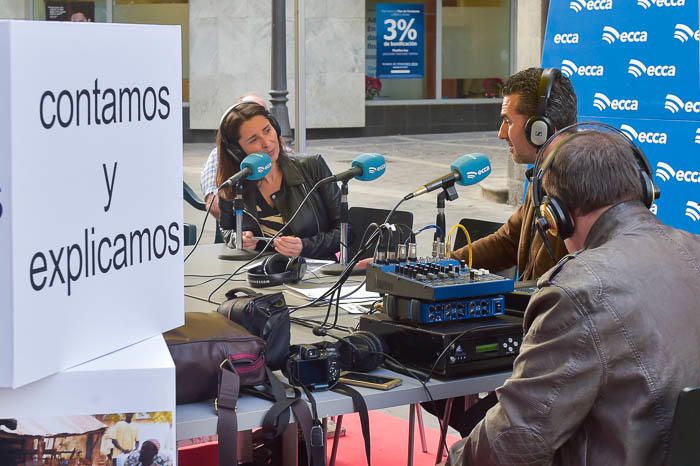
[0,336,176,465]
[0,21,184,388]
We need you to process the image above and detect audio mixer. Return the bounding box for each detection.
[366,259,514,324]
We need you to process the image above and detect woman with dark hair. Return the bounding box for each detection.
[216,102,341,260]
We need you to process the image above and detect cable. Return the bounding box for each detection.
[184,193,216,263]
[205,177,331,302]
[447,223,472,267]
[288,223,384,313]
[185,292,221,306]
[184,276,247,288]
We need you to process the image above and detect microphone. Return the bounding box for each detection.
[325,153,386,183]
[312,326,328,337]
[218,152,272,190]
[404,153,491,200]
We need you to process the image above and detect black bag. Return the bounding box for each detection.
[217,287,291,371]
[163,312,266,405]
[164,313,320,466]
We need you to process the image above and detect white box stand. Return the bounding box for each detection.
[0,20,184,388]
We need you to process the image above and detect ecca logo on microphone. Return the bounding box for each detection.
[367,163,387,175]
[466,165,491,179]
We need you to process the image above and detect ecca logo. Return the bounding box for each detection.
[685,201,700,222]
[674,24,700,43]
[367,164,386,174]
[569,0,613,12]
[620,124,668,144]
[638,0,686,7]
[665,94,700,114]
[627,59,676,78]
[593,92,639,111]
[554,32,580,44]
[655,162,700,183]
[561,59,604,77]
[466,165,491,179]
[602,26,648,43]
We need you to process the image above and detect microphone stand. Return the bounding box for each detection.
[435,191,446,243]
[433,183,458,258]
[218,181,269,261]
[322,180,363,276]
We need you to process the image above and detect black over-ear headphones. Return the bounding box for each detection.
[531,121,659,240]
[525,68,559,148]
[335,331,386,372]
[219,102,282,164]
[247,253,307,288]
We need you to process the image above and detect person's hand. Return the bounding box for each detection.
[355,257,374,270]
[273,235,303,257]
[241,231,259,250]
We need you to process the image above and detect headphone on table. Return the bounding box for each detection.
[247,253,307,288]
[335,331,386,372]
[219,102,282,164]
[530,121,659,241]
[525,68,559,148]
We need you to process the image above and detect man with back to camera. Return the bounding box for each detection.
[423,67,578,437]
[447,128,700,466]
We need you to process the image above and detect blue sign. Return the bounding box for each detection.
[542,0,700,233]
[376,3,424,79]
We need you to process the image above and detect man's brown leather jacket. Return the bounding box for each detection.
[449,201,700,466]
[451,191,567,281]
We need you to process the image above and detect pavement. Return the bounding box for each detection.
[183,130,517,257]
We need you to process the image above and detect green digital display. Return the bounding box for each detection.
[475,343,499,353]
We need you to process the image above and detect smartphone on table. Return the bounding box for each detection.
[339,371,402,390]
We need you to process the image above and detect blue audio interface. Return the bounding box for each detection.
[383,294,505,323]
[366,259,514,301]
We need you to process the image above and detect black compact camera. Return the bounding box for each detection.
[284,343,340,391]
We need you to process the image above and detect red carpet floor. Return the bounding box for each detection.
[328,411,460,466]
[179,411,460,466]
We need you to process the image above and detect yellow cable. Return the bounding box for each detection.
[446,223,472,268]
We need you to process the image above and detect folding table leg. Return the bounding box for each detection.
[415,404,428,453]
[328,415,344,466]
[407,403,416,466]
[435,397,455,464]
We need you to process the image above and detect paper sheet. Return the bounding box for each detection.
[285,283,380,305]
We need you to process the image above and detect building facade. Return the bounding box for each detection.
[4,0,546,140]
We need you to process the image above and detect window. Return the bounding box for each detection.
[365,0,511,101]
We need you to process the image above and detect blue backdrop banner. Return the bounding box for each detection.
[542,0,700,233]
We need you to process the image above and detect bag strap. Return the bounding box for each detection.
[224,287,262,300]
[217,364,343,466]
[298,385,326,466]
[260,367,324,466]
[332,383,372,466]
[216,361,241,466]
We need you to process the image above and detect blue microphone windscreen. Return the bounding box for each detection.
[452,153,491,186]
[352,153,386,181]
[241,153,272,180]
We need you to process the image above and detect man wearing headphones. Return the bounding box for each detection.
[447,128,700,466]
[451,67,576,280]
[426,68,578,438]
